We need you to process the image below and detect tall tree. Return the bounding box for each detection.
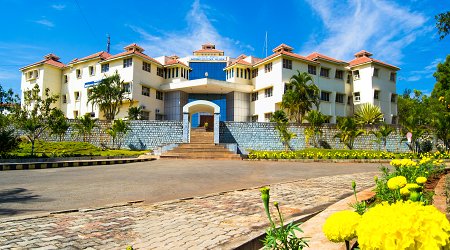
[281,70,320,123]
[47,109,70,141]
[15,84,59,156]
[436,11,450,40]
[304,110,329,148]
[431,55,450,100]
[87,70,132,120]
[334,117,365,150]
[0,85,21,157]
[71,114,99,143]
[400,116,429,154]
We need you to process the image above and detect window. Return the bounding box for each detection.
[143,61,151,72]
[123,83,131,93]
[64,75,68,83]
[35,70,39,79]
[182,68,184,78]
[241,68,243,78]
[252,69,259,78]
[28,71,34,79]
[74,91,80,101]
[244,69,247,79]
[390,72,397,82]
[157,67,164,77]
[284,84,293,93]
[336,93,344,104]
[373,68,379,77]
[63,94,67,104]
[236,68,239,78]
[142,86,150,97]
[321,91,330,102]
[156,90,163,100]
[141,111,150,120]
[76,69,82,78]
[123,58,132,68]
[73,111,79,119]
[320,68,330,77]
[265,62,273,73]
[251,92,258,102]
[391,94,397,103]
[354,70,360,80]
[324,117,330,123]
[168,68,171,78]
[308,65,317,75]
[347,74,351,83]
[347,96,352,105]
[374,90,380,100]
[176,67,178,77]
[164,68,167,79]
[335,70,344,80]
[89,66,95,76]
[392,116,398,125]
[354,92,361,102]
[172,68,174,78]
[265,87,273,98]
[155,114,163,120]
[101,63,109,73]
[265,113,272,122]
[283,59,292,69]
[252,115,258,122]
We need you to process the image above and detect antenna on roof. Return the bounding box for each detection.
[262,31,272,58]
[107,34,110,53]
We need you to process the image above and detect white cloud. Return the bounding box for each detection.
[52,4,66,10]
[36,20,54,27]
[127,0,253,58]
[407,75,421,81]
[0,68,20,79]
[300,0,431,64]
[410,58,442,78]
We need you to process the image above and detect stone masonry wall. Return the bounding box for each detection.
[219,121,411,153]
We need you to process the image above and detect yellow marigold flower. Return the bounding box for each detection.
[406,183,421,191]
[323,211,361,243]
[387,176,407,190]
[400,187,410,196]
[390,159,402,167]
[400,159,410,166]
[357,201,450,249]
[416,177,427,184]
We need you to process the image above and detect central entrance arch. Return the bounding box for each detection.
[183,100,220,143]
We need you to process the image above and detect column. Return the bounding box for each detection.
[214,113,220,144]
[183,112,190,143]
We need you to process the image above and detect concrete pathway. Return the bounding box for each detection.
[0,172,378,249]
[0,159,387,218]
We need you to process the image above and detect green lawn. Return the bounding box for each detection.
[10,141,150,158]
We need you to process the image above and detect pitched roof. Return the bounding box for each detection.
[272,44,294,52]
[225,58,252,69]
[306,52,349,65]
[19,58,68,70]
[124,43,145,52]
[202,43,215,46]
[193,49,224,53]
[348,56,400,70]
[104,50,162,66]
[353,50,373,57]
[69,51,112,64]
[255,50,319,66]
[236,54,247,60]
[169,55,180,59]
[165,59,192,69]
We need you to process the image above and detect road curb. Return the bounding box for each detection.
[0,158,154,171]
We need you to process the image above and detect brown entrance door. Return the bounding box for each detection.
[200,115,214,129]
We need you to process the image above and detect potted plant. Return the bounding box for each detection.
[204,122,209,131]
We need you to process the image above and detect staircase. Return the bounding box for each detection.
[160,128,241,160]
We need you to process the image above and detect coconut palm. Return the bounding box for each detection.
[369,122,396,151]
[281,70,320,123]
[71,114,99,143]
[127,106,142,120]
[304,110,329,148]
[334,117,365,150]
[277,122,297,152]
[355,103,384,124]
[104,119,131,149]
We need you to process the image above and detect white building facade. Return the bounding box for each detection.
[20,43,399,124]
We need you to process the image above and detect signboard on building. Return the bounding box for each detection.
[188,56,227,61]
[84,80,100,88]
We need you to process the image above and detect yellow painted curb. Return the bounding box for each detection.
[92,162,97,165]
[73,162,79,167]
[41,164,47,169]
[118,160,123,164]
[16,165,22,170]
[63,163,68,167]
[101,161,106,165]
[29,164,35,169]
[52,163,58,168]
[83,162,88,166]
[3,165,10,170]
[27,164,34,169]
[126,160,130,163]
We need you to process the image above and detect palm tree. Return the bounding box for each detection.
[47,109,70,141]
[281,70,320,123]
[105,119,131,149]
[71,114,99,143]
[87,70,132,120]
[355,103,384,124]
[127,106,142,120]
[277,121,297,152]
[304,110,329,148]
[401,116,429,154]
[334,117,365,150]
[369,122,396,151]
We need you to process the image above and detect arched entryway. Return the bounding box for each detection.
[182,100,220,143]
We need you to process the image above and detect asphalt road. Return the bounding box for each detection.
[0,159,389,218]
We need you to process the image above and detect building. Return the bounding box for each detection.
[20,42,400,125]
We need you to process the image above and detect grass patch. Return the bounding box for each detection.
[9,141,149,158]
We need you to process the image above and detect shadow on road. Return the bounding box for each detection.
[0,188,52,216]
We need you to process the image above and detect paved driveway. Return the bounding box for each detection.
[0,159,388,218]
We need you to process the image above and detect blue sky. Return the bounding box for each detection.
[1,0,449,97]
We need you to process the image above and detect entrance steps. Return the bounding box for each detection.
[160,127,241,160]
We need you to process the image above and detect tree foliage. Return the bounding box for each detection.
[71,114,99,143]
[304,110,329,148]
[400,116,429,154]
[355,103,384,125]
[15,84,59,156]
[127,106,143,120]
[105,119,131,150]
[431,55,450,100]
[334,117,365,150]
[0,85,21,157]
[436,11,450,41]
[281,70,320,123]
[369,122,396,151]
[269,110,297,152]
[47,109,70,141]
[87,70,132,120]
